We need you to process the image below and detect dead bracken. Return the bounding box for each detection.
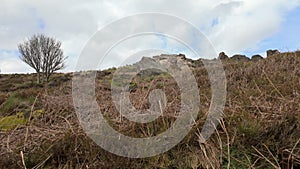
[0,51,299,168]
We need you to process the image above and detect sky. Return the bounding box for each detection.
[0,0,300,73]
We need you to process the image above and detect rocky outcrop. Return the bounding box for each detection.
[218,52,229,60]
[267,49,280,57]
[251,55,263,62]
[230,54,250,62]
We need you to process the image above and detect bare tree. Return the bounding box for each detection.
[18,35,42,83]
[39,35,67,82]
[18,34,67,83]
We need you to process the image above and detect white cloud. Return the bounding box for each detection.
[208,0,300,55]
[0,0,299,73]
[0,58,32,73]
[0,50,32,73]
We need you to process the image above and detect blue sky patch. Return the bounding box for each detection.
[38,18,46,30]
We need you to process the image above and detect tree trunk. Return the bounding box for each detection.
[37,72,40,84]
[45,72,50,83]
[46,76,49,83]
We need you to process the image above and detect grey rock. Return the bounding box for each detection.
[218,52,229,60]
[230,54,250,62]
[251,55,264,62]
[266,49,280,57]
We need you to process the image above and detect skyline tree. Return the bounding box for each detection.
[18,34,67,83]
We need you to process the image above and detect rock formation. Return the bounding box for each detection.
[230,54,250,62]
[218,52,229,60]
[267,49,280,57]
[251,54,264,62]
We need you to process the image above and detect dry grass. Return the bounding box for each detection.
[0,51,299,168]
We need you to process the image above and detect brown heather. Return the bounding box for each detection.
[0,51,299,168]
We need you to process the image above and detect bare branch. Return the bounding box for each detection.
[18,34,67,83]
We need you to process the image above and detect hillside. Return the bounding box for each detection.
[0,51,299,168]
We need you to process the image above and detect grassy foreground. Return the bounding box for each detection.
[0,52,299,168]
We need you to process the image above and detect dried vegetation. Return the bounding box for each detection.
[0,52,299,168]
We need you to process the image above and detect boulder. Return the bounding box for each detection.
[266,49,280,57]
[251,54,264,62]
[218,52,229,60]
[230,54,250,62]
[178,53,186,59]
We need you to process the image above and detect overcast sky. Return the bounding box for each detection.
[1,0,300,73]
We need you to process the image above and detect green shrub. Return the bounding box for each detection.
[0,91,35,116]
[0,112,27,131]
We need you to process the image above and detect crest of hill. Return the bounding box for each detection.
[0,49,299,168]
[132,49,282,69]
